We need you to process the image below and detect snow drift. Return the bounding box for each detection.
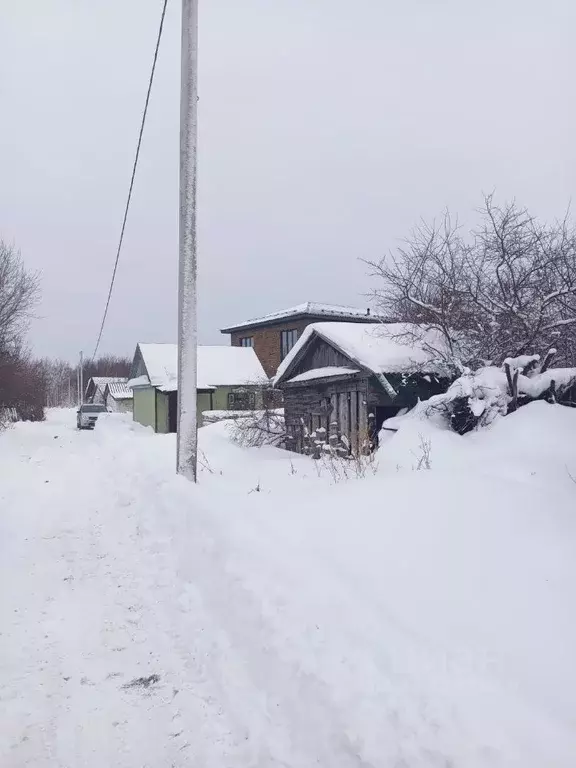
[1,405,575,767]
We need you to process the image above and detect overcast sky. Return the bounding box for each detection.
[2,0,575,362]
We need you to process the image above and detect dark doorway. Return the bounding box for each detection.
[168,391,178,433]
[375,405,401,433]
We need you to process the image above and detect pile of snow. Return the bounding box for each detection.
[503,353,541,370]
[389,363,576,435]
[1,405,576,766]
[519,367,576,398]
[202,408,284,425]
[197,403,576,765]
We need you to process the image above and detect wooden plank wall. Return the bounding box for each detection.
[292,337,354,376]
[284,377,370,455]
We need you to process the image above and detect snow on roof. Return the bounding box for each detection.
[221,302,384,332]
[127,375,150,390]
[287,366,361,384]
[137,343,268,391]
[87,376,126,388]
[275,322,449,384]
[105,381,133,400]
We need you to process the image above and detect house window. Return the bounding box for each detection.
[228,390,256,410]
[239,336,253,348]
[280,329,298,360]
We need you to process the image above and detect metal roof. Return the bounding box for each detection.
[105,381,133,400]
[220,302,384,333]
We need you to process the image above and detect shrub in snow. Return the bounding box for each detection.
[229,408,286,448]
[415,351,576,434]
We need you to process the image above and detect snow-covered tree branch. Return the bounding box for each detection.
[367,195,576,368]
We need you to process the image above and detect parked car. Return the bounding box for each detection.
[77,403,107,430]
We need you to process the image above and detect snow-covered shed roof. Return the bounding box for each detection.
[85,377,127,401]
[86,376,126,390]
[275,322,449,385]
[287,366,361,384]
[104,381,133,400]
[221,302,385,333]
[129,343,268,392]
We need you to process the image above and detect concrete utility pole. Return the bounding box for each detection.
[79,351,84,405]
[176,0,199,481]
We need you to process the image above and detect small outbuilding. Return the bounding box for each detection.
[274,322,449,455]
[128,343,268,433]
[84,377,127,405]
[103,381,133,413]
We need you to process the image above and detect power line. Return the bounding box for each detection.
[91,0,168,361]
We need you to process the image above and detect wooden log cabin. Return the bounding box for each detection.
[274,322,449,455]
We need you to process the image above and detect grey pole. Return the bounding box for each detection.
[177,0,199,481]
[79,351,84,405]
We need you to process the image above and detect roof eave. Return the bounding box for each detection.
[281,371,364,389]
[221,313,380,334]
[275,328,372,386]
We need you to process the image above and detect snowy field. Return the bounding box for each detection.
[1,405,575,767]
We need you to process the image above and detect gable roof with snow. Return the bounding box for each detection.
[85,376,127,401]
[275,322,449,386]
[104,381,133,401]
[128,343,268,392]
[220,302,385,333]
[89,376,126,386]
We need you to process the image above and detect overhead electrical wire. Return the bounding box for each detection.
[91,0,169,361]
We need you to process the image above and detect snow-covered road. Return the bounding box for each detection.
[0,410,382,767]
[1,407,576,767]
[0,410,248,766]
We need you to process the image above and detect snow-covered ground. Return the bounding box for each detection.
[1,405,575,767]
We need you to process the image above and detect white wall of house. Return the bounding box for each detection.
[106,396,133,414]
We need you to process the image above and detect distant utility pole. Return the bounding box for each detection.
[79,351,84,405]
[176,0,199,481]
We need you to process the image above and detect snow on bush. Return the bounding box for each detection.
[389,353,576,436]
[228,408,286,448]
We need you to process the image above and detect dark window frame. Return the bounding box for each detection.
[280,328,299,360]
[227,390,257,411]
[239,336,254,348]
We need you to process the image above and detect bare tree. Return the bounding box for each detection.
[0,242,42,423]
[368,195,576,369]
[39,358,76,407]
[81,355,131,382]
[0,242,40,353]
[0,347,46,421]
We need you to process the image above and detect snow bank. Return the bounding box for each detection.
[202,408,284,424]
[399,363,576,435]
[194,403,576,766]
[2,406,576,766]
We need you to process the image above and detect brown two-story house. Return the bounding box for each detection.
[221,302,385,378]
